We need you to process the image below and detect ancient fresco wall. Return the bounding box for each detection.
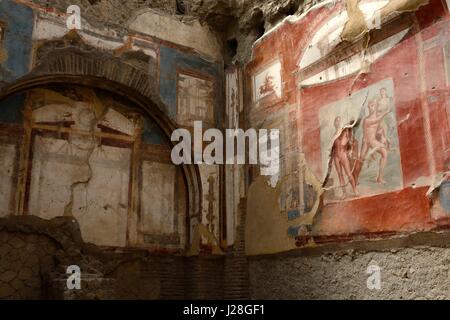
[0,0,224,251]
[245,0,450,255]
[0,0,224,127]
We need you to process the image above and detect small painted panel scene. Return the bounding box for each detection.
[177,72,215,127]
[320,79,403,202]
[253,60,282,102]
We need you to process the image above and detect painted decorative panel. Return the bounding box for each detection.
[177,72,215,127]
[159,45,223,124]
[140,161,178,243]
[199,164,220,241]
[252,60,282,102]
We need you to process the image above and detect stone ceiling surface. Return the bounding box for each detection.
[29,0,321,62]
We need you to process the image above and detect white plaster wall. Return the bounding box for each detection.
[28,136,91,220]
[33,13,158,59]
[72,145,131,248]
[33,14,123,51]
[140,161,177,236]
[127,9,222,60]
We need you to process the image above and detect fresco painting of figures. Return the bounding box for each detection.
[252,60,282,102]
[319,78,403,202]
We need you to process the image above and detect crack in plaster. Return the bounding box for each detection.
[63,93,110,217]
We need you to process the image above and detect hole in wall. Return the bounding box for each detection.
[286,5,298,16]
[176,0,186,15]
[250,8,266,38]
[256,22,266,39]
[227,38,238,60]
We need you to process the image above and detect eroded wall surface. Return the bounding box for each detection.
[250,244,450,299]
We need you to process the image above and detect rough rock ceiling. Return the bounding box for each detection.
[30,0,318,62]
[32,0,310,27]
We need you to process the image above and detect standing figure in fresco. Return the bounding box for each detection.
[367,88,393,166]
[376,87,395,149]
[331,116,359,198]
[360,99,392,184]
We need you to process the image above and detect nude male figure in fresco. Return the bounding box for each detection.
[360,98,392,184]
[367,88,394,165]
[376,87,395,148]
[331,116,359,198]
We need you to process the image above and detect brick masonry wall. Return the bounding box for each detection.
[0,216,240,300]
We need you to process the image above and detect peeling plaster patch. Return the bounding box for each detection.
[252,0,424,49]
[245,133,325,253]
[298,3,410,86]
[186,223,224,256]
[341,0,368,42]
[379,0,429,16]
[246,175,296,255]
[341,0,429,43]
[410,173,446,193]
[253,0,337,47]
[266,173,279,188]
[291,154,324,227]
[398,113,410,126]
[425,172,447,197]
